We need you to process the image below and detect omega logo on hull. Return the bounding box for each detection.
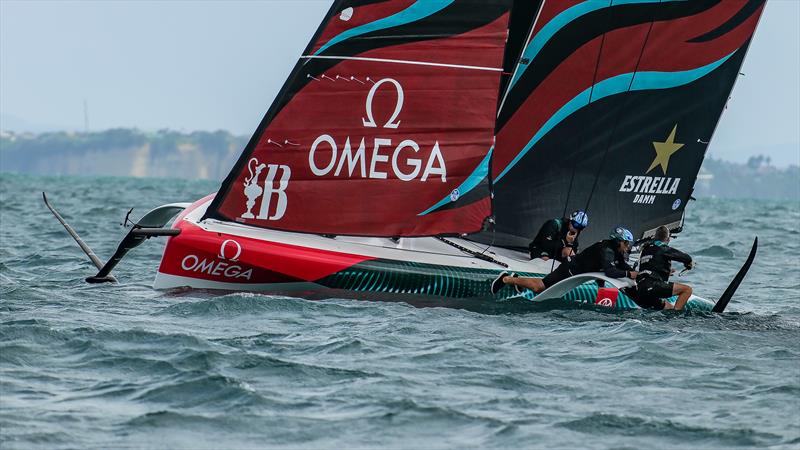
[181,239,253,280]
[218,239,242,261]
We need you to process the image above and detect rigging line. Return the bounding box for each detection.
[583,3,660,214]
[481,229,497,257]
[553,1,611,273]
[435,237,509,268]
[487,140,497,256]
[561,28,608,218]
[458,235,495,259]
[463,234,495,258]
[497,0,548,116]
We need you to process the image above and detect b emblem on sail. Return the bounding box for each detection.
[241,157,291,221]
[242,158,266,219]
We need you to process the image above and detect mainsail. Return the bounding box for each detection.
[488,0,766,246]
[205,0,513,237]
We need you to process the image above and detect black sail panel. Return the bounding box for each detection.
[497,0,545,109]
[486,0,766,247]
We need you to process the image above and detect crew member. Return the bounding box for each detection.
[629,225,694,310]
[492,227,638,294]
[528,210,589,262]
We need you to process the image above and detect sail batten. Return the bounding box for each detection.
[299,55,504,72]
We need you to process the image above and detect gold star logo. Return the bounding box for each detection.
[647,124,684,175]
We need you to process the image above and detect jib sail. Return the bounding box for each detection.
[488,0,766,246]
[204,0,513,237]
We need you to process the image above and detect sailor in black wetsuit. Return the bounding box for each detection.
[493,227,638,294]
[528,210,589,262]
[630,225,694,310]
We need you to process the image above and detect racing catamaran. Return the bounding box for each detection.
[47,0,766,311]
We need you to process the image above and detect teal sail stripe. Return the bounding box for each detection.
[313,0,454,56]
[418,147,493,216]
[495,51,734,182]
[508,0,687,91]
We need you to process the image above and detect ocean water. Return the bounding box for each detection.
[1,173,798,449]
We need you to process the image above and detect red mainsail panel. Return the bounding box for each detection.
[207,1,513,237]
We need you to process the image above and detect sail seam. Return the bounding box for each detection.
[583,2,660,215]
[496,0,548,117]
[560,3,609,214]
[556,1,611,274]
[493,52,735,183]
[300,55,503,72]
[507,0,688,92]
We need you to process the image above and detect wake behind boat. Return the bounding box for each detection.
[47,0,766,312]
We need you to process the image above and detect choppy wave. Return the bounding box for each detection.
[694,245,737,257]
[559,413,782,447]
[2,174,799,448]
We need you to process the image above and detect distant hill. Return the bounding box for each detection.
[694,156,799,201]
[1,128,797,200]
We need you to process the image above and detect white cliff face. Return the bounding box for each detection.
[130,144,151,178]
[0,129,245,180]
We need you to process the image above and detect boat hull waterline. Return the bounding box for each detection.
[155,197,715,311]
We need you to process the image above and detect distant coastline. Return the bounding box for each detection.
[1,128,798,200]
[694,157,799,201]
[0,128,246,181]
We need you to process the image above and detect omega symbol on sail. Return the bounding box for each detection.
[241,157,291,221]
[362,78,403,129]
[308,78,447,183]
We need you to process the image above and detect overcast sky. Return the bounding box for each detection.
[1,0,798,166]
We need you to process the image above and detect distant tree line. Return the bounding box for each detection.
[1,129,797,200]
[0,128,247,180]
[695,157,799,200]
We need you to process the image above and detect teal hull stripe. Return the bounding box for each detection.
[509,0,687,90]
[318,259,714,311]
[418,147,493,216]
[313,1,454,56]
[496,51,734,182]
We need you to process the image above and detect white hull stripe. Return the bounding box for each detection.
[300,55,503,72]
